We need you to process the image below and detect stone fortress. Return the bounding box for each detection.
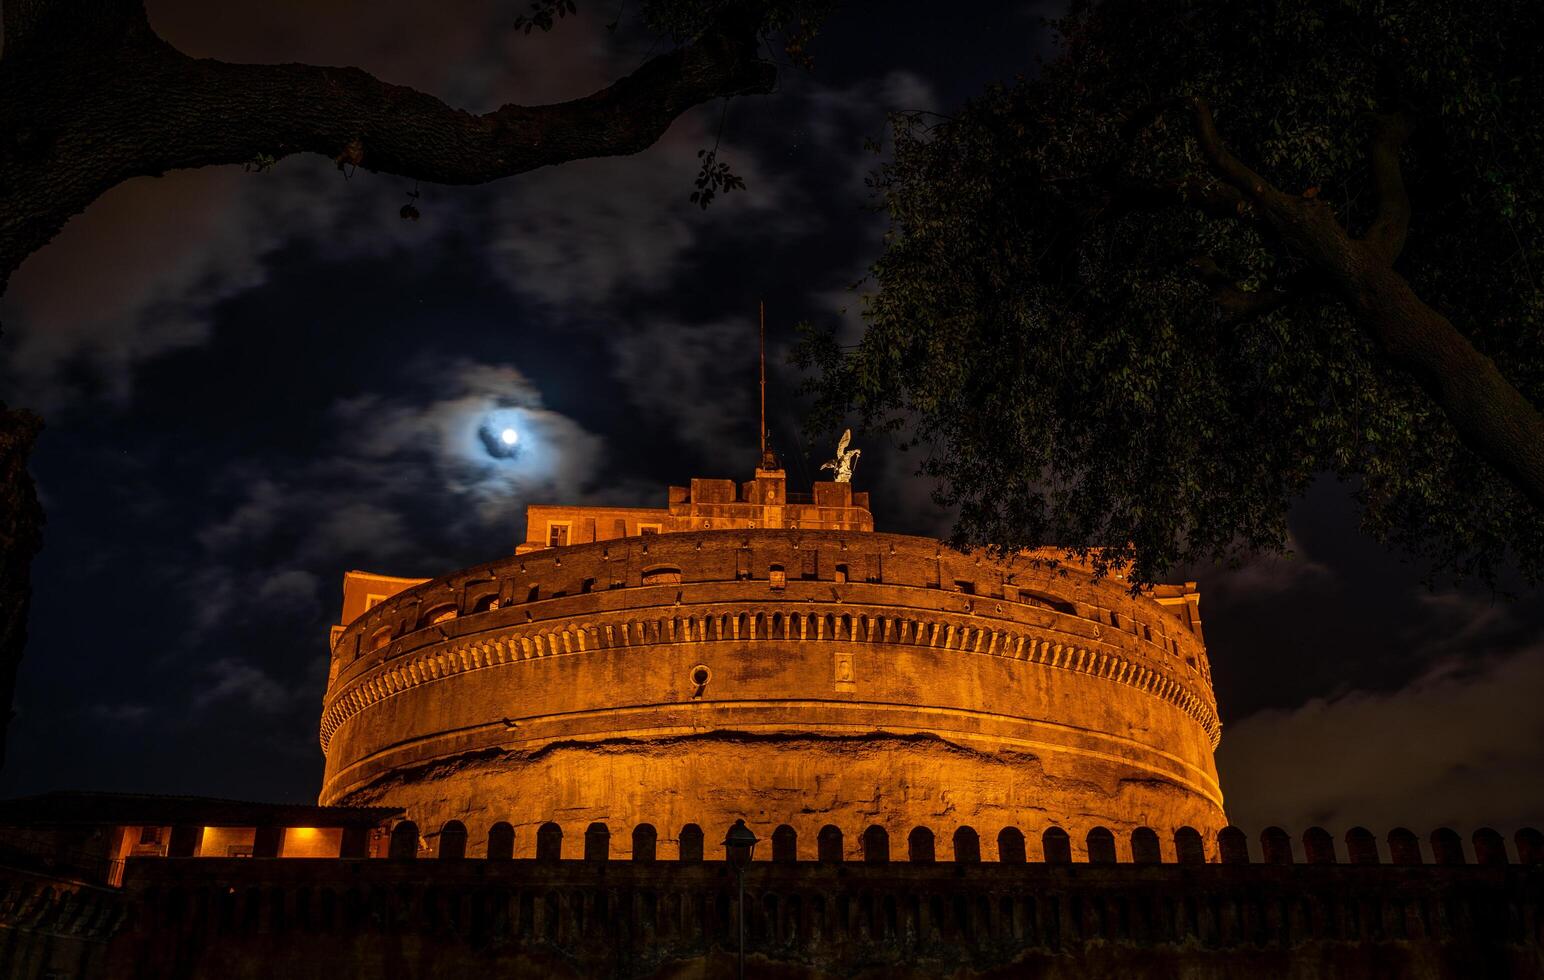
[3,451,1542,980]
[319,459,1227,863]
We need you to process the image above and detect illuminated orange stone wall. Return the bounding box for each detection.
[320,521,1225,862]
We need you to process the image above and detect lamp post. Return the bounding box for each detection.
[722,819,759,980]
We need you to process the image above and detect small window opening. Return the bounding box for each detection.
[581,578,595,594]
[953,580,975,595]
[769,565,786,589]
[139,826,161,845]
[527,586,540,603]
[1109,611,1120,628]
[638,524,661,536]
[834,564,849,585]
[547,523,570,548]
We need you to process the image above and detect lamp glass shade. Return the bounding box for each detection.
[723,819,759,869]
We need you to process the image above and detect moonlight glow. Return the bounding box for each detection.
[500,428,519,446]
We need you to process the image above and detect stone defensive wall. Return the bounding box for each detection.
[99,823,1544,980]
[319,529,1225,856]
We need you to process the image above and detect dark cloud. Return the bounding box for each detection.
[1219,630,1544,834]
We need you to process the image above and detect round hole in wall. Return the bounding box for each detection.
[690,664,711,687]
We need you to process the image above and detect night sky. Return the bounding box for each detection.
[2,0,1541,836]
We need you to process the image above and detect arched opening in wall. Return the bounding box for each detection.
[1041,827,1071,864]
[1302,827,1335,864]
[642,566,682,586]
[771,825,796,863]
[371,627,394,651]
[526,586,540,603]
[418,604,457,629]
[1217,826,1249,864]
[1176,826,1207,865]
[678,824,704,863]
[1430,827,1466,866]
[437,821,467,860]
[584,823,610,862]
[1260,827,1294,865]
[388,822,419,860]
[817,825,844,864]
[1345,827,1379,865]
[862,826,889,863]
[487,823,514,861]
[632,824,657,862]
[535,822,563,862]
[997,827,1026,864]
[1085,827,1116,864]
[1131,827,1161,864]
[908,827,935,863]
[952,826,981,863]
[1472,828,1507,866]
[470,593,500,614]
[1388,828,1423,865]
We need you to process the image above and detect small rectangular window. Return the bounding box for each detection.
[638,523,661,536]
[835,565,850,585]
[769,566,786,589]
[527,586,540,603]
[953,579,975,595]
[547,522,570,548]
[365,594,386,610]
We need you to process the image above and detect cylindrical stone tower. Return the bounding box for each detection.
[318,467,1224,862]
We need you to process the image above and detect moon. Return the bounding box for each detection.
[500,428,519,447]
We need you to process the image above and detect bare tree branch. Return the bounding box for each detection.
[1190,97,1290,207]
[0,0,776,292]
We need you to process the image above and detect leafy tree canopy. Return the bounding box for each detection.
[799,0,1544,587]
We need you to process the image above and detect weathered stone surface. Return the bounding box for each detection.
[320,471,1225,861]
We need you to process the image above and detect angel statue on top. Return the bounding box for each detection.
[821,429,861,483]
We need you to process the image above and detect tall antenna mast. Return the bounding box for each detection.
[759,300,767,463]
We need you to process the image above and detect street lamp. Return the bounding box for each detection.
[722,819,759,980]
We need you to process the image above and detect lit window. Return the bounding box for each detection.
[547,522,570,548]
[769,565,786,589]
